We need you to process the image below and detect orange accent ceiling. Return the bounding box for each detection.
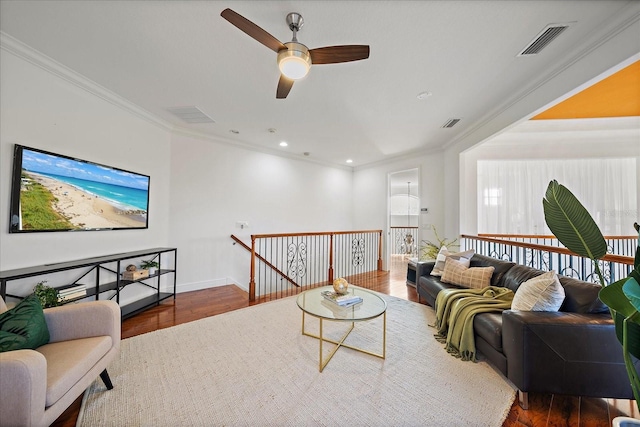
[532,60,640,120]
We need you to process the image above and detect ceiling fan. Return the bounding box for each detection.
[221,8,370,99]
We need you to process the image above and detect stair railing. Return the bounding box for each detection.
[390,226,419,257]
[477,234,638,257]
[462,234,634,285]
[233,230,383,301]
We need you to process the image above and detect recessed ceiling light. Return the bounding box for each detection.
[417,91,432,100]
[229,129,240,134]
[279,142,288,147]
[346,159,353,163]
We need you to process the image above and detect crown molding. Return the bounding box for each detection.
[439,4,640,152]
[170,126,354,171]
[352,145,444,172]
[0,31,356,172]
[0,31,175,133]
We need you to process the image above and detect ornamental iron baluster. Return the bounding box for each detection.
[539,251,550,271]
[525,247,534,268]
[287,241,307,279]
[352,237,365,267]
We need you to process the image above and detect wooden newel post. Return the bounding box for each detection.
[328,233,334,283]
[249,236,256,302]
[377,230,383,271]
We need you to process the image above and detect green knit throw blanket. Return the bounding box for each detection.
[432,286,514,362]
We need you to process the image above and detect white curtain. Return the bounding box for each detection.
[477,158,637,235]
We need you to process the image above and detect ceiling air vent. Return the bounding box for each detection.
[518,23,572,56]
[167,106,215,124]
[441,118,461,128]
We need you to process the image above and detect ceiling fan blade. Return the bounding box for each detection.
[309,45,370,64]
[276,75,294,99]
[221,8,286,53]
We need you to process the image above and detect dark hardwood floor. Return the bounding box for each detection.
[52,256,638,427]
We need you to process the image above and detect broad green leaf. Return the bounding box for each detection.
[623,276,640,312]
[543,180,607,260]
[600,278,637,318]
[618,312,640,360]
[634,229,640,270]
[600,279,640,359]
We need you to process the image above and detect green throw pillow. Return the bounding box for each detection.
[0,294,50,352]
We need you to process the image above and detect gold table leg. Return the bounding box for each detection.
[301,310,386,372]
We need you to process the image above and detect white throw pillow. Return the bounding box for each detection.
[431,247,474,276]
[511,271,565,311]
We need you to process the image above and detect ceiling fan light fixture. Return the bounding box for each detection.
[222,9,369,98]
[278,42,311,80]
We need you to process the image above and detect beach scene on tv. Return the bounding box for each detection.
[17,148,149,231]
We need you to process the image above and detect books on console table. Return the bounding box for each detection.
[58,284,87,302]
[321,290,363,307]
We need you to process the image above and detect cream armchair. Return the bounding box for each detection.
[0,297,120,427]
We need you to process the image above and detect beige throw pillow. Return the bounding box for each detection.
[431,247,475,276]
[440,258,495,289]
[511,271,565,311]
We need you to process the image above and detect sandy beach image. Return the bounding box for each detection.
[26,172,146,229]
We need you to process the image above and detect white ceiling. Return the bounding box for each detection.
[1,1,639,168]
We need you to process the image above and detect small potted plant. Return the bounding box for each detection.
[419,225,459,261]
[140,259,160,275]
[33,281,62,308]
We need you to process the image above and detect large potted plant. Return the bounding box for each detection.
[543,179,640,415]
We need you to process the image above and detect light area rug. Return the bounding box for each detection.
[77,293,515,426]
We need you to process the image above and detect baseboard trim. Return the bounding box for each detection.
[226,278,249,292]
[176,278,227,293]
[175,278,249,293]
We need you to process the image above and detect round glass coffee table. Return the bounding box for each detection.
[296,285,387,372]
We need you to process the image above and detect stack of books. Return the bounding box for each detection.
[321,290,363,307]
[58,285,87,302]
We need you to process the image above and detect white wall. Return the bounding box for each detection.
[168,132,354,292]
[0,48,355,296]
[0,50,172,272]
[352,152,445,267]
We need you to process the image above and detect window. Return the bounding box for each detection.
[483,188,502,206]
[477,158,637,234]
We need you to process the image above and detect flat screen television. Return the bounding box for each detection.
[9,145,150,233]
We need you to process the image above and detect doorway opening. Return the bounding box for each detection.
[388,168,420,288]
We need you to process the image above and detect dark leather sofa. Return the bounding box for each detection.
[416,253,635,408]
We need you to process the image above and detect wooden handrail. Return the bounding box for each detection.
[250,229,383,239]
[478,233,637,240]
[230,235,300,291]
[462,234,634,265]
